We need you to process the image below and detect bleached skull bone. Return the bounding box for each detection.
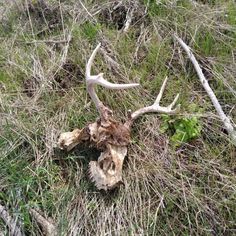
[58,119,130,190]
[58,129,81,151]
[89,145,127,190]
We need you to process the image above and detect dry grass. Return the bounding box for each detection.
[0,0,236,235]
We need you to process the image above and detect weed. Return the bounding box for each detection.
[160,115,202,147]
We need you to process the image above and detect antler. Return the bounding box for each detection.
[58,43,180,190]
[86,43,139,119]
[126,76,180,126]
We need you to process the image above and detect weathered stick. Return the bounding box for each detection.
[29,209,57,236]
[0,204,24,236]
[174,35,236,145]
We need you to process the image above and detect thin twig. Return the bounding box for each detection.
[174,35,236,145]
[21,39,71,44]
[134,23,146,62]
[0,204,24,236]
[78,0,97,23]
[123,7,134,33]
[100,47,121,72]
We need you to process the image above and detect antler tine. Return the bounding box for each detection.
[168,93,180,110]
[86,43,139,116]
[128,76,180,125]
[154,76,168,105]
[86,43,101,78]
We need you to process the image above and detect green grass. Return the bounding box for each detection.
[0,0,236,235]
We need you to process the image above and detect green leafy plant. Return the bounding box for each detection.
[160,115,202,147]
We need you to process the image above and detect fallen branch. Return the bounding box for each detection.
[0,204,24,236]
[29,209,57,236]
[174,35,236,145]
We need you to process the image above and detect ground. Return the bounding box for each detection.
[0,0,236,235]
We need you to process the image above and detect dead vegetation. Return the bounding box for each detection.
[0,0,236,235]
[99,1,147,31]
[25,0,64,36]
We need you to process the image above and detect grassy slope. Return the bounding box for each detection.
[0,0,236,235]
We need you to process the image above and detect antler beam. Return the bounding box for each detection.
[86,43,139,119]
[126,76,180,127]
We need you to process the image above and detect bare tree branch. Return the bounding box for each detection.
[174,35,236,145]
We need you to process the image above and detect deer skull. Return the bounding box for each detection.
[58,43,180,190]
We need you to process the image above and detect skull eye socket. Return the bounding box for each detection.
[99,161,103,169]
